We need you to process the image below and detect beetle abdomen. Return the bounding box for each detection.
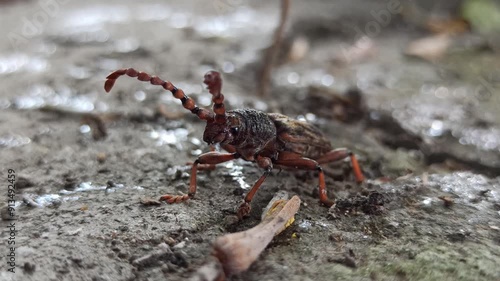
[269,113,332,159]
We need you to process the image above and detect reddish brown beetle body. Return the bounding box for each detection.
[105,69,364,218]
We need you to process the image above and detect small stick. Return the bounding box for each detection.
[257,0,290,96]
[38,106,110,140]
[213,194,300,276]
[189,193,300,280]
[132,243,172,269]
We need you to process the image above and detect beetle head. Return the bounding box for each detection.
[203,116,241,145]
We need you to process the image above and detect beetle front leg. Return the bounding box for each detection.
[237,156,273,219]
[159,151,239,203]
[188,144,238,171]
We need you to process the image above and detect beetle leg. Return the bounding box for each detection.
[275,154,334,207]
[237,156,273,219]
[160,151,240,203]
[194,144,236,170]
[188,144,237,171]
[315,148,364,183]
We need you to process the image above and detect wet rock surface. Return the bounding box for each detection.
[0,0,499,280]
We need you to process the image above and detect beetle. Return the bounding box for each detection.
[105,68,364,218]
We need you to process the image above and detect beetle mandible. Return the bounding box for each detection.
[104,69,364,218]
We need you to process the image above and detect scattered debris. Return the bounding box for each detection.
[106,180,116,189]
[328,249,357,269]
[67,228,82,236]
[164,236,177,246]
[23,262,36,275]
[63,174,78,191]
[446,230,470,242]
[421,172,429,186]
[404,34,451,62]
[396,172,414,181]
[96,152,107,164]
[22,195,41,208]
[438,196,454,208]
[329,233,343,242]
[332,192,386,216]
[16,176,35,189]
[140,197,162,206]
[172,241,186,250]
[132,243,173,269]
[426,18,470,35]
[1,204,15,221]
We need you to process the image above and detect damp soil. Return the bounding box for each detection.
[0,1,500,281]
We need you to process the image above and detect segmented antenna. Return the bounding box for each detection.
[104,68,214,121]
[203,71,226,124]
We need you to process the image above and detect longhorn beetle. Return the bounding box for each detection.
[105,69,364,218]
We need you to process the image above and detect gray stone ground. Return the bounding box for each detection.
[0,0,499,280]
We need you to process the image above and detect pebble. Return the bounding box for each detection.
[16,176,35,189]
[172,241,186,249]
[23,262,36,274]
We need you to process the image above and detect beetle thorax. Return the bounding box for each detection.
[228,109,276,149]
[202,109,276,152]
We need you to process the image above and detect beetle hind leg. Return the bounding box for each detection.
[275,153,334,207]
[316,148,364,183]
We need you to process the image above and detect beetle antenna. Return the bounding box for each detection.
[104,68,214,122]
[203,71,226,124]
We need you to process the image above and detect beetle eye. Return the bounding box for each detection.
[230,127,239,135]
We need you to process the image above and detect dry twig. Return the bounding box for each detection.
[190,193,301,280]
[257,0,290,96]
[214,195,300,275]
